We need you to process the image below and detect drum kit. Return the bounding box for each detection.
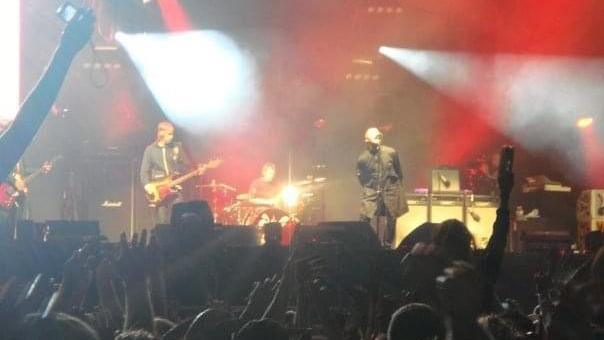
[199,176,328,228]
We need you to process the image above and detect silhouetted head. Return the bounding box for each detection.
[433,219,474,261]
[235,319,288,340]
[18,312,100,340]
[387,303,445,340]
[185,308,236,340]
[154,317,176,337]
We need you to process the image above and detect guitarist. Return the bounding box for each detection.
[0,160,52,239]
[140,121,190,224]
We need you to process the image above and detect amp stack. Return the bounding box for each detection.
[577,190,604,251]
[395,168,498,249]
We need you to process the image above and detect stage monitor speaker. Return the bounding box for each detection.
[465,203,496,249]
[293,221,380,250]
[45,220,100,239]
[170,200,213,226]
[395,199,428,248]
[431,168,460,193]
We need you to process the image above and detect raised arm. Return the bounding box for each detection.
[116,231,156,333]
[480,146,514,311]
[0,10,94,180]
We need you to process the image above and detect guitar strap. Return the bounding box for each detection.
[161,147,170,176]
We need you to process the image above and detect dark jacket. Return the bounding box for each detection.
[140,142,189,186]
[357,145,408,218]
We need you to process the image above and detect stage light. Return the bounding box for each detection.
[577,117,594,129]
[379,46,604,176]
[0,0,20,121]
[116,30,259,133]
[281,185,300,209]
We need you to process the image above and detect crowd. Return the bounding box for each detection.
[2,7,604,340]
[1,145,602,340]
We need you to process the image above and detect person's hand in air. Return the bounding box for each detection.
[59,8,95,56]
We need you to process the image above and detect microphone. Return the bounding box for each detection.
[439,173,451,188]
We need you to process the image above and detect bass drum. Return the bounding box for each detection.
[251,208,289,227]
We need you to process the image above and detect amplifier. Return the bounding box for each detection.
[465,201,497,249]
[577,190,604,221]
[395,202,428,248]
[431,168,461,193]
[430,194,464,223]
[520,230,572,252]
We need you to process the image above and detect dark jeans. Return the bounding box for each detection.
[154,193,183,225]
[361,200,396,248]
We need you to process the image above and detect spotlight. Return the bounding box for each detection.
[281,185,300,209]
[577,117,594,129]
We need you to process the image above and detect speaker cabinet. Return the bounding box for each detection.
[431,168,461,193]
[395,202,428,248]
[82,157,134,242]
[294,221,380,250]
[465,203,497,249]
[430,205,464,223]
[577,190,604,221]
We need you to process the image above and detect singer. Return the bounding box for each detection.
[356,127,408,247]
[140,121,190,224]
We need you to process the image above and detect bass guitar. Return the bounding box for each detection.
[145,159,222,207]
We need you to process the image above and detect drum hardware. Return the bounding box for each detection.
[198,179,237,224]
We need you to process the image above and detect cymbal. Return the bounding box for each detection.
[292,177,328,187]
[236,194,276,206]
[201,182,236,192]
[247,198,276,206]
[236,193,251,201]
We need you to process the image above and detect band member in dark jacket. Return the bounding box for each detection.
[357,127,408,247]
[141,121,189,224]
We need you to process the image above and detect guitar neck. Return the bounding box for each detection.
[169,167,205,187]
[23,168,44,184]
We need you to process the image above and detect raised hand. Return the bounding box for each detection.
[60,8,95,55]
[497,146,514,202]
[59,244,96,313]
[116,230,156,332]
[240,276,279,322]
[116,231,148,284]
[95,255,124,330]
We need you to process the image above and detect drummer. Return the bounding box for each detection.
[249,162,280,205]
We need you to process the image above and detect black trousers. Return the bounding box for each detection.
[361,200,396,247]
[154,193,183,225]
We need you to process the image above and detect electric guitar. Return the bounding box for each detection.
[145,159,222,207]
[0,155,62,209]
